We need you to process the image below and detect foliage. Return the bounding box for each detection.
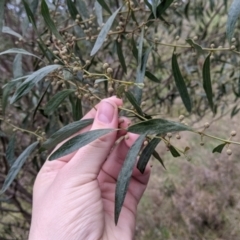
[1,0,240,238]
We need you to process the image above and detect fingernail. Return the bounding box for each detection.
[97,101,115,123]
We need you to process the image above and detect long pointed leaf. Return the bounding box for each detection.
[44,89,75,115]
[67,0,79,20]
[41,0,63,41]
[0,141,39,194]
[42,118,93,150]
[226,0,240,42]
[0,48,42,60]
[0,0,5,33]
[115,134,146,224]
[137,137,162,173]
[172,53,192,113]
[49,129,114,160]
[128,118,192,135]
[96,0,112,14]
[6,135,16,166]
[116,40,127,73]
[91,7,120,56]
[203,54,214,112]
[125,91,144,117]
[10,64,61,104]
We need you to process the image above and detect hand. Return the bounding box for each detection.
[29,96,151,240]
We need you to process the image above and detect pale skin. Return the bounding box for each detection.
[29,96,151,240]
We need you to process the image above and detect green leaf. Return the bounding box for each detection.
[67,0,79,20]
[172,53,192,113]
[22,0,37,29]
[115,134,146,224]
[137,137,162,173]
[41,0,64,42]
[32,83,50,121]
[13,54,23,78]
[144,0,152,10]
[76,0,89,20]
[226,0,240,42]
[152,0,160,18]
[72,98,83,121]
[94,1,103,26]
[169,145,181,157]
[116,40,127,73]
[91,7,120,56]
[2,26,23,39]
[6,135,16,166]
[0,0,5,33]
[96,0,112,14]
[185,38,203,52]
[145,71,161,83]
[44,89,75,115]
[42,118,93,150]
[131,36,138,60]
[0,48,42,60]
[49,129,114,160]
[231,105,240,118]
[125,91,144,117]
[203,54,214,112]
[148,0,174,23]
[212,143,226,153]
[152,150,165,169]
[128,118,192,135]
[0,141,38,194]
[10,64,61,104]
[2,84,11,116]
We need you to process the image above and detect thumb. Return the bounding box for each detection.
[63,99,120,179]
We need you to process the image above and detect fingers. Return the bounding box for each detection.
[41,97,122,173]
[60,98,121,181]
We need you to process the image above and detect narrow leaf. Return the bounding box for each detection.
[128,118,192,135]
[42,118,93,150]
[212,143,226,153]
[116,40,127,73]
[91,7,120,56]
[148,0,174,23]
[0,48,41,60]
[152,150,165,169]
[22,0,37,28]
[152,0,160,18]
[44,89,74,115]
[131,36,138,60]
[169,145,181,157]
[203,54,214,112]
[94,1,103,26]
[0,0,5,33]
[72,98,83,121]
[13,54,23,78]
[172,53,192,113]
[137,137,161,173]
[226,0,240,41]
[2,26,23,39]
[76,0,89,19]
[67,0,79,20]
[6,135,16,166]
[10,64,61,104]
[41,0,63,42]
[115,134,146,224]
[49,129,114,160]
[145,71,160,83]
[125,91,144,117]
[32,83,50,121]
[97,0,112,14]
[0,141,38,194]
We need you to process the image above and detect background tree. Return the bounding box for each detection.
[1,0,240,239]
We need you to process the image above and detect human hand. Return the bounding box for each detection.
[29,96,151,240]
